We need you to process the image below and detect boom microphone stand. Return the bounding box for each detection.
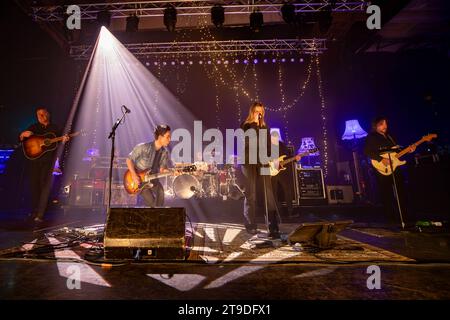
[107,105,130,214]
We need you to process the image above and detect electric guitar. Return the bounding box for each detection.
[124,165,197,195]
[371,133,437,176]
[22,131,81,160]
[268,148,318,176]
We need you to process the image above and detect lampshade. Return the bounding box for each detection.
[270,128,283,142]
[298,137,319,155]
[342,119,368,140]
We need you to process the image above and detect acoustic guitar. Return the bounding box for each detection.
[22,131,80,160]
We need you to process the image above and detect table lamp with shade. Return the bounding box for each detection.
[341,119,368,198]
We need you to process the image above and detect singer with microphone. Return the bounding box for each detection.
[240,102,281,238]
[363,117,414,227]
[126,124,172,207]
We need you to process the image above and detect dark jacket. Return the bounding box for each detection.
[363,131,398,162]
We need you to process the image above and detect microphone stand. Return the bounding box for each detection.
[381,146,405,230]
[107,109,129,214]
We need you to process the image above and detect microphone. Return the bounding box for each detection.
[258,113,262,126]
[122,105,131,114]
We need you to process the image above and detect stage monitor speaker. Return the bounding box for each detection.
[287,220,353,249]
[104,207,186,260]
[326,185,354,204]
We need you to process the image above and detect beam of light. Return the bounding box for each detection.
[147,274,206,292]
[293,267,337,279]
[62,26,197,190]
[46,236,111,288]
[21,238,37,251]
[222,228,242,245]
[204,248,300,289]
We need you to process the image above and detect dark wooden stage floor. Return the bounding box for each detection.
[1,200,449,300]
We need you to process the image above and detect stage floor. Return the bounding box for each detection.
[0,207,450,300]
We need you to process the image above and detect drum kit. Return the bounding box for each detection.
[163,157,243,200]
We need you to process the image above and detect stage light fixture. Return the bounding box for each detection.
[263,58,268,63]
[281,1,296,25]
[211,4,225,28]
[163,4,177,32]
[126,14,139,32]
[249,9,263,32]
[253,59,258,64]
[97,10,112,27]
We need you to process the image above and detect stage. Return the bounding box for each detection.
[1,205,449,300]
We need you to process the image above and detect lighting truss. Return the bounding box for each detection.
[31,1,367,22]
[69,38,327,60]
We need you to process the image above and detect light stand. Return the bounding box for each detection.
[351,134,364,201]
[107,106,130,213]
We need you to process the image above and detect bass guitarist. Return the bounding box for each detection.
[126,124,172,207]
[19,107,69,223]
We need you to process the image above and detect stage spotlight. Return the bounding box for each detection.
[299,57,304,62]
[126,14,139,32]
[164,4,177,32]
[281,1,296,25]
[272,58,276,63]
[243,59,248,64]
[281,58,286,62]
[97,10,112,27]
[211,4,225,28]
[189,61,193,65]
[263,58,268,63]
[249,9,263,32]
[235,59,239,64]
[253,59,258,64]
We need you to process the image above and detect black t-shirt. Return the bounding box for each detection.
[25,122,61,162]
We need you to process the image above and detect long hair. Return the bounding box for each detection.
[243,102,267,128]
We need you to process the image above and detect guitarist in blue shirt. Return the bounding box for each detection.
[126,125,171,207]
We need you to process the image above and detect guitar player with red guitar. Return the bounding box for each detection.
[19,107,70,223]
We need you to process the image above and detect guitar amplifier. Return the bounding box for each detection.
[104,182,137,206]
[297,168,326,200]
[104,207,186,260]
[326,185,354,204]
[68,179,104,206]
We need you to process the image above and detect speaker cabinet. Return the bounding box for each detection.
[297,168,326,200]
[69,179,104,206]
[103,182,137,206]
[104,207,186,260]
[326,185,354,204]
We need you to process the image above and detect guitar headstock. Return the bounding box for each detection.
[423,133,437,142]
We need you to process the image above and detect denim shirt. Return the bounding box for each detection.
[128,141,169,172]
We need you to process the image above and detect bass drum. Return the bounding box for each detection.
[173,174,201,199]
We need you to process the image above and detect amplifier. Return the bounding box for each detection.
[297,168,326,200]
[68,179,104,206]
[326,185,354,204]
[104,207,186,260]
[103,182,137,206]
